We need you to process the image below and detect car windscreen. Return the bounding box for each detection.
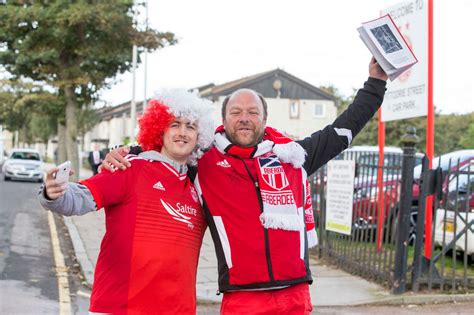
[356,153,402,177]
[414,151,474,179]
[447,162,474,193]
[10,152,41,161]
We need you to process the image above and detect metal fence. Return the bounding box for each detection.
[311,141,474,293]
[312,149,403,287]
[412,156,474,292]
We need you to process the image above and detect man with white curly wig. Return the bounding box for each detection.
[38,89,215,314]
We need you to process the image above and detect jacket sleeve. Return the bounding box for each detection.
[38,183,97,216]
[129,145,143,155]
[297,77,386,176]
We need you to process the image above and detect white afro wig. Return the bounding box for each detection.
[152,88,215,165]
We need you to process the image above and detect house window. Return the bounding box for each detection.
[289,101,299,119]
[314,103,325,117]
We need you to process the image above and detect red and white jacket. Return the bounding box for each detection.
[195,145,315,291]
[194,77,386,292]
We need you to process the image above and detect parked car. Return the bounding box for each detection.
[406,150,474,247]
[341,145,423,178]
[2,148,44,182]
[412,150,474,207]
[345,146,421,232]
[313,146,410,232]
[351,177,400,231]
[434,157,474,256]
[313,146,433,238]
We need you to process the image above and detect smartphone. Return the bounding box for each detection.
[55,161,71,184]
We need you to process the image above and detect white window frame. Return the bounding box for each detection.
[313,103,325,118]
[289,101,300,119]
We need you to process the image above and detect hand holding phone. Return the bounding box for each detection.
[55,161,71,184]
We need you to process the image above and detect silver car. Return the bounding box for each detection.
[2,149,44,182]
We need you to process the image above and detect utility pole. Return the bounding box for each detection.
[0,124,4,165]
[142,0,149,113]
[130,45,137,144]
[130,1,138,144]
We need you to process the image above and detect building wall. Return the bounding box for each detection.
[266,98,336,140]
[83,111,137,149]
[1,129,13,155]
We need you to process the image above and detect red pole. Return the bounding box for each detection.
[376,110,385,252]
[424,0,434,258]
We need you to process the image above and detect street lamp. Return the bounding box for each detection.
[143,0,149,112]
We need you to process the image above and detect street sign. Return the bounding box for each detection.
[381,0,428,122]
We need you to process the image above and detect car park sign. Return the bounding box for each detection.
[381,0,428,122]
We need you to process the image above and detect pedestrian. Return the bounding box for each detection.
[38,90,214,314]
[103,57,388,314]
[88,144,105,175]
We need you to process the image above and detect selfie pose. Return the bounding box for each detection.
[38,90,214,314]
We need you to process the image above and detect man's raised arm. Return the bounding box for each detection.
[298,57,387,175]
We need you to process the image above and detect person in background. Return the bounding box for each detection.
[88,143,105,175]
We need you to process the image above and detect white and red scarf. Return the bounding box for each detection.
[214,126,318,247]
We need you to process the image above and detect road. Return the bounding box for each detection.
[0,178,90,314]
[0,178,61,313]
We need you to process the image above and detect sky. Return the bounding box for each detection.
[100,0,474,115]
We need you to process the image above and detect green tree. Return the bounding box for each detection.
[0,90,24,133]
[0,1,176,180]
[29,112,57,145]
[326,87,473,155]
[319,85,356,115]
[459,123,474,149]
[457,115,474,149]
[77,106,100,139]
[0,81,64,151]
[434,113,473,154]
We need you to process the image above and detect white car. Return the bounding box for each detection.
[2,148,44,182]
[434,208,474,256]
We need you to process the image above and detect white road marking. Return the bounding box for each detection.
[47,211,72,315]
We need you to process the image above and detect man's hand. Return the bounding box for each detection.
[369,57,388,81]
[101,146,131,173]
[44,167,74,200]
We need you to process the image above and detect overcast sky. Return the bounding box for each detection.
[100,0,473,115]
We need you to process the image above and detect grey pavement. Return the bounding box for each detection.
[43,163,474,308]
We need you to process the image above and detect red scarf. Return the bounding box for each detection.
[214,126,317,246]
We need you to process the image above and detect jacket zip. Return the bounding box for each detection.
[238,157,275,282]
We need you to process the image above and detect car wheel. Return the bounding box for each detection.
[4,175,10,181]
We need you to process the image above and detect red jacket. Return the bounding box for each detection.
[196,147,313,291]
[194,78,386,292]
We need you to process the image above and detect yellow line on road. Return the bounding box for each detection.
[77,290,91,298]
[48,211,72,315]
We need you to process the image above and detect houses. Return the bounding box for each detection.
[83,68,337,151]
[0,69,338,161]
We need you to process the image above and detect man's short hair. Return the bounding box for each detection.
[221,90,268,120]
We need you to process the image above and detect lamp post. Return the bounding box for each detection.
[142,0,149,112]
[129,1,139,144]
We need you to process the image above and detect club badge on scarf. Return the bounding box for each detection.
[256,154,303,231]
